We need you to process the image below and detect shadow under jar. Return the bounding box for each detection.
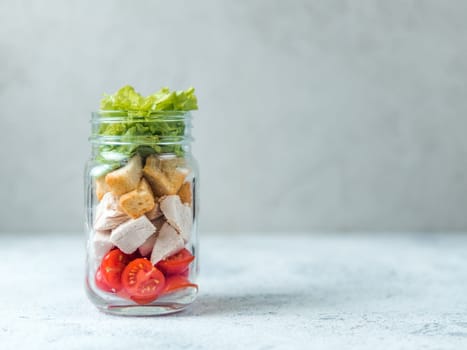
[84,111,199,316]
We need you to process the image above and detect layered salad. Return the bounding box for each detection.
[87,86,198,305]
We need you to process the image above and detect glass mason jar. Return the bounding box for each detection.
[84,111,199,316]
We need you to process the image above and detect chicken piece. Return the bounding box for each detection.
[138,234,157,257]
[92,230,114,263]
[105,154,143,196]
[119,178,155,219]
[138,218,165,256]
[150,222,184,265]
[159,195,193,242]
[94,192,129,231]
[110,215,155,254]
[145,201,163,220]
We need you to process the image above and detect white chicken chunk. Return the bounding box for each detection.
[150,222,184,265]
[159,195,193,242]
[110,215,155,254]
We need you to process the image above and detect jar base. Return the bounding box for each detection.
[98,303,190,316]
[86,285,198,316]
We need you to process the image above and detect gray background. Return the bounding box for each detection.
[1,0,466,233]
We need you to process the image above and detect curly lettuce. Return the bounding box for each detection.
[100,85,198,115]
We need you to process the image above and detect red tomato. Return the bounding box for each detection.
[162,275,198,295]
[131,295,161,305]
[100,249,131,292]
[116,288,156,305]
[121,258,165,304]
[94,267,113,293]
[156,249,195,276]
[116,288,131,300]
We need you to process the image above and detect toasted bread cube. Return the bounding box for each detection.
[158,156,185,176]
[170,168,189,194]
[177,182,192,205]
[95,176,110,201]
[119,178,155,219]
[143,155,188,196]
[105,155,143,196]
[143,166,174,196]
[147,154,185,175]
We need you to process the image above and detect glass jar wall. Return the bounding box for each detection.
[84,111,199,316]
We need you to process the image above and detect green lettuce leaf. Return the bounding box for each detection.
[100,85,198,114]
[95,85,197,172]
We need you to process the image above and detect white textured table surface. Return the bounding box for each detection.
[1,232,467,349]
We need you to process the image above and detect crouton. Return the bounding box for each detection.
[105,154,143,196]
[95,176,110,201]
[149,154,185,175]
[143,155,188,196]
[143,166,173,197]
[177,182,192,205]
[119,178,155,219]
[170,169,189,194]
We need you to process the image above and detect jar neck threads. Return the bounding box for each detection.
[89,111,193,159]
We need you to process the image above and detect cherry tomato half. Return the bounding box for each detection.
[115,288,153,305]
[162,275,198,295]
[156,248,195,276]
[94,267,113,293]
[122,258,165,304]
[100,249,131,292]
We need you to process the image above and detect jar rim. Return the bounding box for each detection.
[91,110,192,123]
